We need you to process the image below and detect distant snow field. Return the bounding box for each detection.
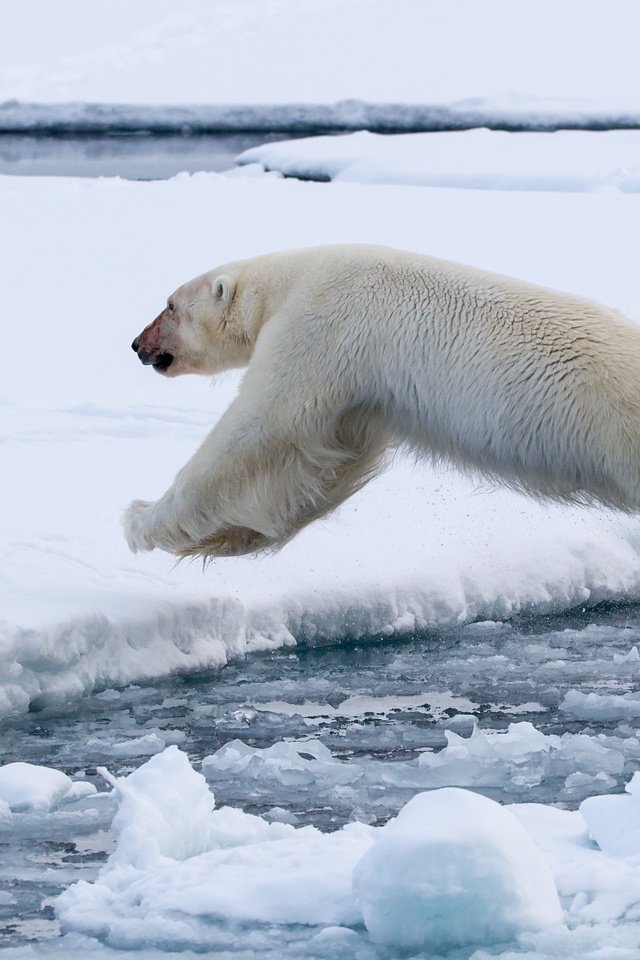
[1,0,639,110]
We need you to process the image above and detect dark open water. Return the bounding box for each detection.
[0,132,294,179]
[2,603,640,947]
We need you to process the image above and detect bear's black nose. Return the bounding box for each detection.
[131,338,139,352]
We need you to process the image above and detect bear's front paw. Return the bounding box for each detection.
[122,499,157,553]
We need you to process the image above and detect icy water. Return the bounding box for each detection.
[2,602,640,947]
[0,132,296,179]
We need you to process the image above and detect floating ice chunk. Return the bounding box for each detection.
[203,737,356,787]
[203,722,625,812]
[561,689,640,720]
[98,744,223,867]
[304,925,369,958]
[352,788,563,951]
[427,721,551,766]
[55,747,640,952]
[0,761,73,812]
[580,772,640,857]
[63,781,98,803]
[419,722,623,788]
[57,747,376,946]
[613,645,640,664]
[564,770,616,796]
[97,745,306,869]
[265,805,300,825]
[97,732,167,757]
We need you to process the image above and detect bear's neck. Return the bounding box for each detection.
[235,254,304,344]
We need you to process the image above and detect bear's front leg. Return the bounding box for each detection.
[123,497,269,558]
[122,499,168,553]
[122,395,269,557]
[123,374,389,560]
[123,499,149,553]
[122,480,200,555]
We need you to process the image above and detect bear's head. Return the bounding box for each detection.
[131,266,254,377]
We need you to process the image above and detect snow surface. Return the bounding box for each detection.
[3,156,640,715]
[1,0,640,111]
[240,128,640,191]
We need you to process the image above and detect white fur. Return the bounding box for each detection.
[124,244,640,560]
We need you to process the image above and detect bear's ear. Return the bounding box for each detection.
[211,274,235,306]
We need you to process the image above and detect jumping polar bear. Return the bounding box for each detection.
[124,244,640,561]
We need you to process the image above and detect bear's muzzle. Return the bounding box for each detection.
[131,337,174,373]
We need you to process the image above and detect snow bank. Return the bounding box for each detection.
[240,128,640,191]
[1,0,640,110]
[4,169,640,715]
[353,788,562,949]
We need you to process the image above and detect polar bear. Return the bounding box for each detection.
[124,244,640,561]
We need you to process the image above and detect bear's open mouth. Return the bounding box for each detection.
[152,352,174,373]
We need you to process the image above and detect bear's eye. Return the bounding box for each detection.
[167,300,175,312]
